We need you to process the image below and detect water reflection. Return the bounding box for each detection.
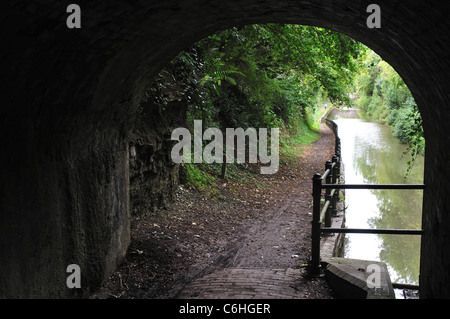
[329,109,424,285]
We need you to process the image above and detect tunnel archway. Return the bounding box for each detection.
[1,0,449,298]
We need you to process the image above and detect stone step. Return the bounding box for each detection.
[322,257,395,299]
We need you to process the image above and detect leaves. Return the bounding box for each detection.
[148,24,364,187]
[199,49,244,95]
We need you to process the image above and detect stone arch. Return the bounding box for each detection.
[1,0,449,298]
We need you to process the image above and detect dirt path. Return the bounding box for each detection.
[91,124,336,299]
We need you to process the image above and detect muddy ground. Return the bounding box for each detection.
[91,125,336,299]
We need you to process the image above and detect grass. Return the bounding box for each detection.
[181,162,219,194]
[280,120,320,162]
[181,160,258,196]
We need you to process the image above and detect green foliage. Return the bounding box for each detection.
[191,24,363,130]
[199,48,244,95]
[149,24,364,188]
[181,163,218,192]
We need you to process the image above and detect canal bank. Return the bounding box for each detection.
[319,108,423,299]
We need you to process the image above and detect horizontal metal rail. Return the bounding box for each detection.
[321,183,425,190]
[392,282,420,290]
[321,227,424,235]
[320,162,336,180]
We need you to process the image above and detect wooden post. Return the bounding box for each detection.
[311,173,322,273]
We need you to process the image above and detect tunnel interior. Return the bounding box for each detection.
[1,0,450,298]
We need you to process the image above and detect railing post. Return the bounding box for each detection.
[311,173,322,273]
[331,155,339,217]
[324,161,333,227]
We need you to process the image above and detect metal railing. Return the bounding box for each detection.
[311,120,425,278]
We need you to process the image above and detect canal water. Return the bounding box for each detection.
[328,108,424,293]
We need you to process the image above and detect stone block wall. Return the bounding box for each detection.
[129,100,187,217]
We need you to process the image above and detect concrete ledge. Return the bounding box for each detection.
[320,210,345,259]
[322,257,395,299]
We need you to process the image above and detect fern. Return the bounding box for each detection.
[200,50,244,95]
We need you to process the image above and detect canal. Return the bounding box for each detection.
[328,108,424,296]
